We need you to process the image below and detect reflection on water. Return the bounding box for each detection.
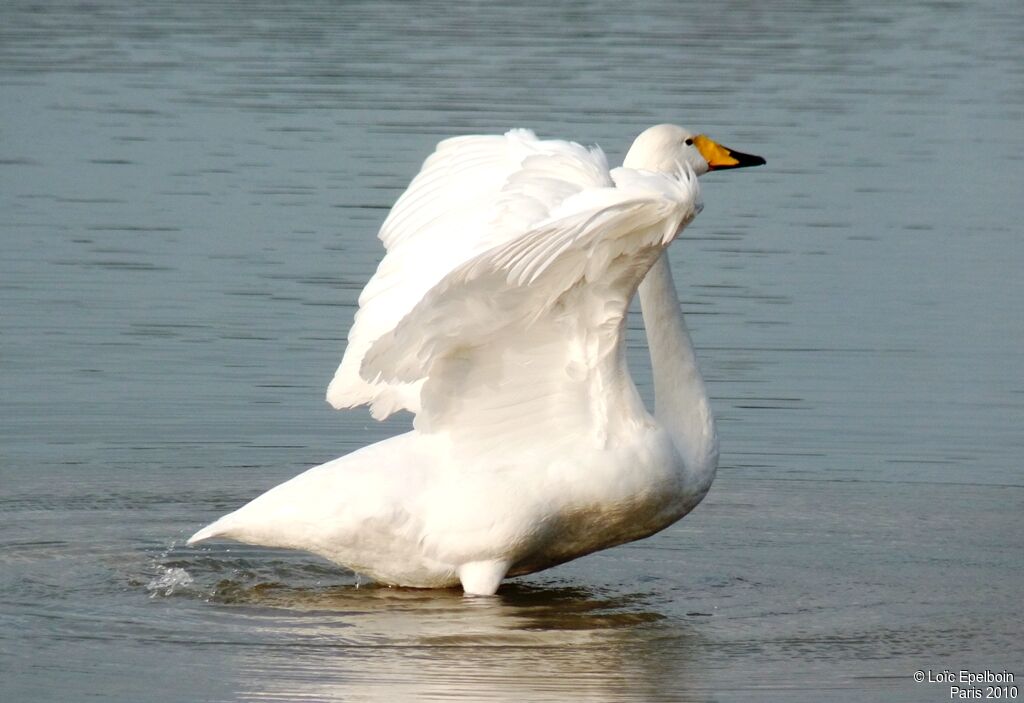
[140,546,700,703]
[232,588,684,703]
[2,0,1023,701]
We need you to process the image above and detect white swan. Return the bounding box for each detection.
[188,124,765,595]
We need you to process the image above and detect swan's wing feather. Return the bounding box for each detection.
[327,130,613,419]
[361,169,701,453]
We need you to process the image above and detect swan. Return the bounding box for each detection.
[187,124,765,595]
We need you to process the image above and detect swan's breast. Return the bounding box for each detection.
[506,424,691,574]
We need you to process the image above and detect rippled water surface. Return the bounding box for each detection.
[2,1,1022,701]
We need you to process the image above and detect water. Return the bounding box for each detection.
[2,1,1022,700]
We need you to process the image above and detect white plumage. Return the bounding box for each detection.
[188,124,764,595]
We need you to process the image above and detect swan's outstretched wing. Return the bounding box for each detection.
[361,167,702,458]
[327,129,613,419]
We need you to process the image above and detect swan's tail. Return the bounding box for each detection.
[185,496,300,548]
[186,517,235,545]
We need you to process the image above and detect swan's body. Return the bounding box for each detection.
[188,125,764,595]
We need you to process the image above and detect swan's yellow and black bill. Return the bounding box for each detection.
[693,135,766,171]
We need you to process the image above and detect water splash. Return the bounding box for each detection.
[147,565,194,598]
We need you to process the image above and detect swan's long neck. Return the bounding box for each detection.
[638,253,719,484]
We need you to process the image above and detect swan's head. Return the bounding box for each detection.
[623,124,765,177]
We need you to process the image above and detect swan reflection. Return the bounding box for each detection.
[210,579,702,702]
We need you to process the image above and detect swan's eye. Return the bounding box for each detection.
[684,138,694,146]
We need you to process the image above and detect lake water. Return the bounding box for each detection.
[2,1,1022,701]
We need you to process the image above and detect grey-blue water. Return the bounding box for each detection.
[2,1,1022,701]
